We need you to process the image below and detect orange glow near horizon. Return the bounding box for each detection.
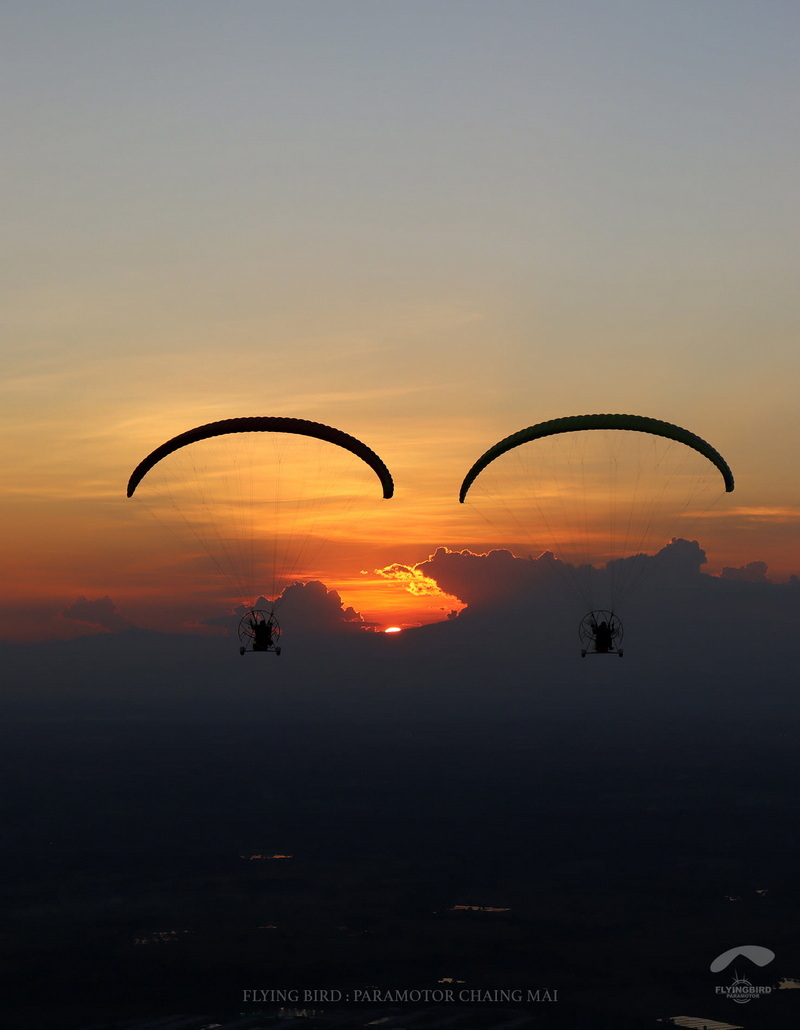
[2,481,799,641]
[2,421,800,642]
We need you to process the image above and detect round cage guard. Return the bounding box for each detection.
[238,609,281,656]
[579,610,623,658]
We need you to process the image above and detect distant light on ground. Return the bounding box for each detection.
[384,626,402,633]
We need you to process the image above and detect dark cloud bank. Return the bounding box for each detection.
[5,538,798,727]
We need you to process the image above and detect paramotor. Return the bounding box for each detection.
[127,416,394,649]
[459,413,734,653]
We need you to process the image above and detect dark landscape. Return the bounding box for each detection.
[3,659,799,1029]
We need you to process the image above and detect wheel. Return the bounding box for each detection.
[581,649,586,658]
[239,646,245,656]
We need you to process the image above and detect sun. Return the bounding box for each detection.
[384,626,402,634]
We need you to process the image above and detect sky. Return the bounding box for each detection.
[2,0,800,641]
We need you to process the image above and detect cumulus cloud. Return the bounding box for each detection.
[273,580,370,632]
[62,596,135,633]
[404,538,800,651]
[645,537,707,580]
[720,560,769,583]
[414,546,570,610]
[411,539,722,618]
[202,582,374,635]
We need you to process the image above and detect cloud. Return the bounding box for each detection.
[62,596,135,633]
[373,562,458,599]
[720,560,769,583]
[700,506,800,524]
[9,537,800,730]
[414,546,570,610]
[644,537,707,580]
[413,538,791,622]
[273,580,371,633]
[197,581,377,637]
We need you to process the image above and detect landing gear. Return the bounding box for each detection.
[579,610,623,658]
[238,609,281,656]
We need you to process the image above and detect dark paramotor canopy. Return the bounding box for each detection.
[459,413,734,502]
[127,416,395,499]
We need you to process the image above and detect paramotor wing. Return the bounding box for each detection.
[459,413,734,503]
[128,416,394,499]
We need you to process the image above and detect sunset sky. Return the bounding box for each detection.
[3,0,799,640]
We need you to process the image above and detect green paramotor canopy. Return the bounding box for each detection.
[459,413,734,502]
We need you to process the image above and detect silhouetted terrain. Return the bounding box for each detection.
[2,695,799,1029]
